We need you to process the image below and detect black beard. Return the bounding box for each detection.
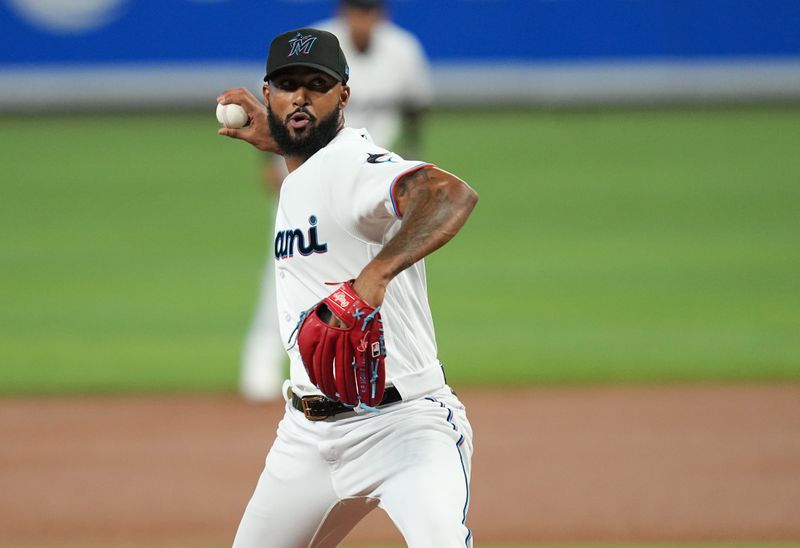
[268,104,342,159]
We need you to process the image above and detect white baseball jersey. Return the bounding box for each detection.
[274,127,446,400]
[315,18,433,146]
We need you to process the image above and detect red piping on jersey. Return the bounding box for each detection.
[389,163,434,219]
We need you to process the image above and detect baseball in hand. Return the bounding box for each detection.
[216,102,249,129]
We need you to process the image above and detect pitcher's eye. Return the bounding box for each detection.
[308,78,334,92]
[273,79,299,91]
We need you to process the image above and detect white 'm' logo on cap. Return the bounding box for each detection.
[288,33,317,57]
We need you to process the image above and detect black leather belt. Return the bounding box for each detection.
[291,386,403,421]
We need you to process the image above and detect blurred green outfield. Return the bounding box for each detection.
[1,107,799,394]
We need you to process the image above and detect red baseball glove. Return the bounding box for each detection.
[296,281,386,408]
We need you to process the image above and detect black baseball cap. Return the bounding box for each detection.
[264,28,349,84]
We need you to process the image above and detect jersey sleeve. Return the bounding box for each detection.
[329,145,432,244]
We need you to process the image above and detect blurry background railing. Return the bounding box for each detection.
[2,0,800,110]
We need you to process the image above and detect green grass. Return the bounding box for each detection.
[1,107,799,394]
[425,107,800,384]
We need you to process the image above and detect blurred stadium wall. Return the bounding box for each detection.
[1,0,799,110]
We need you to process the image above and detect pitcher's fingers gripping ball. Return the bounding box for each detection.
[296,281,386,408]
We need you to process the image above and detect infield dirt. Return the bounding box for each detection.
[1,385,799,546]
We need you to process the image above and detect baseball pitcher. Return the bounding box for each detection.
[218,28,478,547]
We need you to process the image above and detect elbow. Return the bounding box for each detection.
[466,185,479,209]
[456,180,479,214]
[423,166,478,217]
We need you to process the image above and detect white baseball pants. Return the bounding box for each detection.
[232,387,473,547]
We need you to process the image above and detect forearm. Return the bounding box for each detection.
[372,173,475,278]
[354,167,478,304]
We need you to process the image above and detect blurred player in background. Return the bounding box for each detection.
[239,0,433,401]
[317,0,433,155]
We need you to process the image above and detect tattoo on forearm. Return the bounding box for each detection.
[378,168,470,276]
